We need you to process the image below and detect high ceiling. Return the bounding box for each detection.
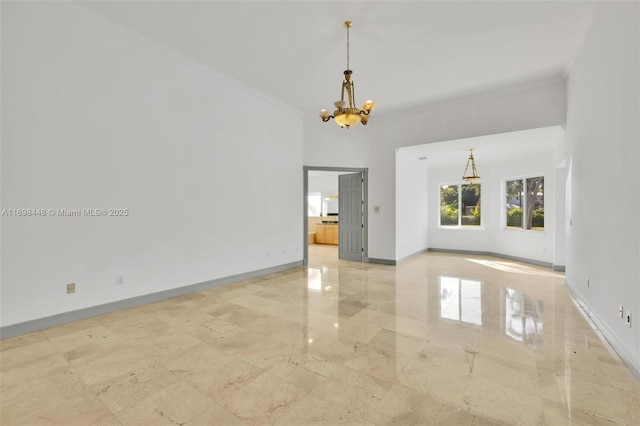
[78,1,597,118]
[399,126,564,165]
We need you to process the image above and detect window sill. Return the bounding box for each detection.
[438,226,485,231]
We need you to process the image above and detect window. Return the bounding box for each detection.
[505,176,544,230]
[440,183,481,227]
[308,192,322,217]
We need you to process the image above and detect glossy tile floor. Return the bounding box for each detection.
[2,246,639,425]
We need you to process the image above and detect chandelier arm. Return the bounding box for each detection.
[352,81,356,108]
[461,150,481,182]
[463,161,470,177]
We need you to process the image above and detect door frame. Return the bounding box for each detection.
[303,166,369,266]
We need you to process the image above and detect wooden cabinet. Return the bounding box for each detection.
[328,225,338,244]
[315,224,339,245]
[315,224,326,243]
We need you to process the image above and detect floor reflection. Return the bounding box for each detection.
[439,276,482,326]
[307,267,332,293]
[504,287,544,350]
[436,274,545,350]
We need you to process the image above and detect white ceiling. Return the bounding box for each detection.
[78,1,596,118]
[399,126,565,165]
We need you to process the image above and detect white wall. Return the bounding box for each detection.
[308,173,339,197]
[303,118,371,169]
[395,150,429,260]
[1,3,303,327]
[308,172,341,216]
[565,3,639,367]
[304,77,566,261]
[427,149,556,265]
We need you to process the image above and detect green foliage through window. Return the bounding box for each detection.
[440,185,459,226]
[505,177,544,230]
[440,184,481,227]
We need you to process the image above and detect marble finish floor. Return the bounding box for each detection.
[2,246,639,425]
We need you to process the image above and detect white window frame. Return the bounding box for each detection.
[502,174,544,231]
[438,181,483,229]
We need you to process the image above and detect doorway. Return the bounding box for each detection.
[303,166,368,266]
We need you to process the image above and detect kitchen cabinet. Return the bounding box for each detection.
[315,224,338,245]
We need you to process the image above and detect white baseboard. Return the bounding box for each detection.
[565,280,640,380]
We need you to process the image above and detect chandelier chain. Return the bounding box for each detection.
[346,23,350,70]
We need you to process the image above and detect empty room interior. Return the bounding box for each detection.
[1,1,639,425]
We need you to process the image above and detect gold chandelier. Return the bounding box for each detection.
[319,21,376,128]
[462,149,481,183]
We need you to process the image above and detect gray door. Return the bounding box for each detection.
[339,172,363,261]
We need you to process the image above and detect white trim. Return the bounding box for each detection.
[565,280,640,380]
[502,174,545,231]
[438,181,483,229]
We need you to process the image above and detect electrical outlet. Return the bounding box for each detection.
[626,312,631,327]
[116,276,124,286]
[66,283,76,294]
